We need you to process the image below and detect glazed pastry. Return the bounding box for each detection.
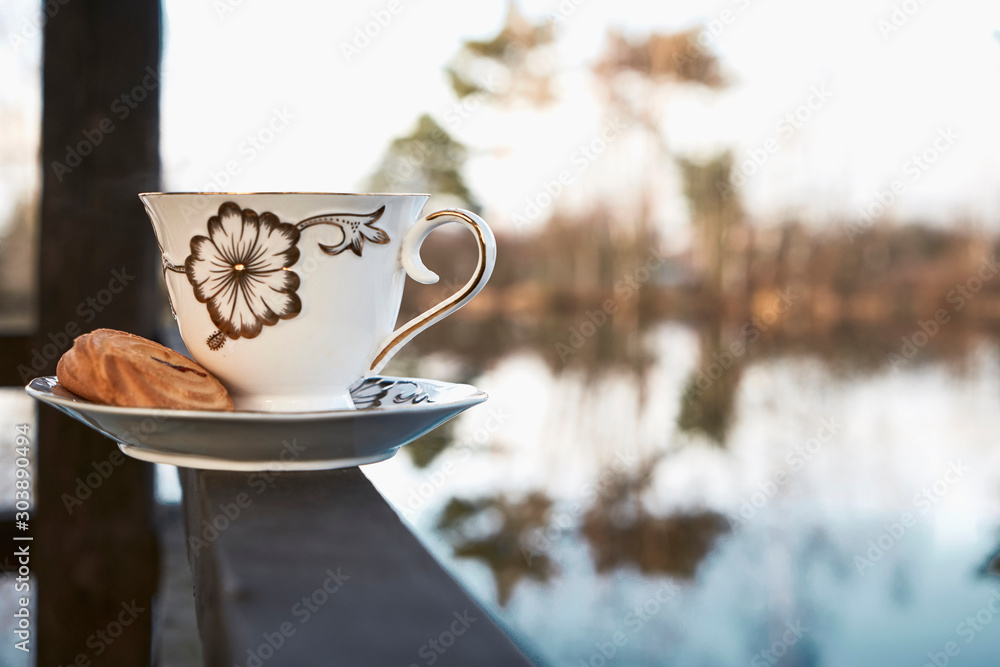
[56,328,234,411]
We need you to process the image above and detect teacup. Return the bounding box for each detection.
[140,192,496,412]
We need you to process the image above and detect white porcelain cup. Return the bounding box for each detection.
[140,192,496,412]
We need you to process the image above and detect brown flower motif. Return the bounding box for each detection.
[185,202,301,344]
[295,206,389,256]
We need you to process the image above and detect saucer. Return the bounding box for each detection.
[25,376,487,471]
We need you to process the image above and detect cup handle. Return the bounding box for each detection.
[369,208,497,374]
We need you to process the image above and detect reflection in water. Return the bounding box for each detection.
[583,506,730,580]
[436,493,555,607]
[676,325,744,445]
[404,419,455,469]
[981,543,1000,578]
[434,449,730,607]
[368,325,1000,665]
[580,454,730,578]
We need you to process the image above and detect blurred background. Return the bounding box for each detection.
[3,0,1000,665]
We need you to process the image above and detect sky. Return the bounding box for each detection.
[2,0,1000,239]
[0,2,42,228]
[157,0,1000,235]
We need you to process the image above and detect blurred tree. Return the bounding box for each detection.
[594,29,729,297]
[446,1,557,107]
[594,28,725,86]
[594,28,724,153]
[678,153,744,296]
[374,7,729,247]
[367,114,480,212]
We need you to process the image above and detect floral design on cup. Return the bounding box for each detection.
[185,203,302,349]
[296,207,389,256]
[175,202,391,350]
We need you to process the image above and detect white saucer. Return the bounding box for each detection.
[25,376,486,471]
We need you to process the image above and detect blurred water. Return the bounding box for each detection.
[366,323,1000,666]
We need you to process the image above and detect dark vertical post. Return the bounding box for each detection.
[36,1,162,664]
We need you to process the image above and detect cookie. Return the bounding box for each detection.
[57,328,234,411]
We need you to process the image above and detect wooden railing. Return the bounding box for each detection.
[182,467,537,666]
